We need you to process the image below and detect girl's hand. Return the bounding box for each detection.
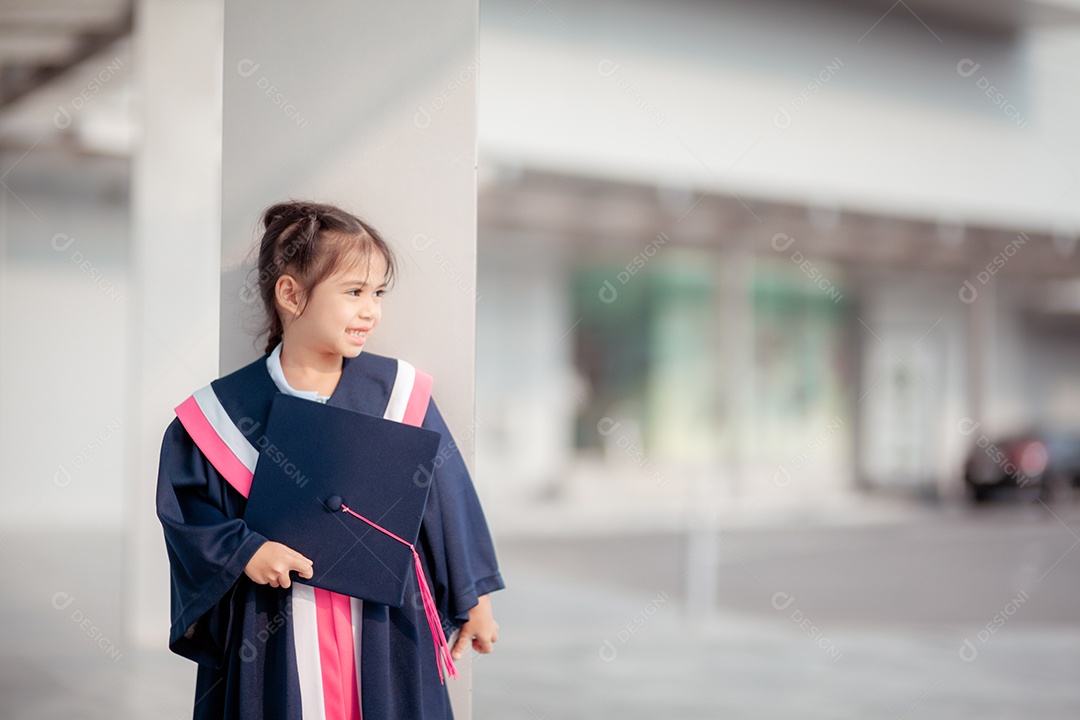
[452,594,499,659]
[244,541,314,589]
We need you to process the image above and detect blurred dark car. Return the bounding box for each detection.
[964,431,1080,503]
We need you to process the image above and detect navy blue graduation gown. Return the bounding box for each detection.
[156,350,504,719]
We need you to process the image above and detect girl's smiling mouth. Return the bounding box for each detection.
[346,327,370,342]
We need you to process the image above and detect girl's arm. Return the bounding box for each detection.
[418,398,505,626]
[157,418,268,665]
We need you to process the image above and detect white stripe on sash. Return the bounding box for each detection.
[384,360,415,423]
[292,584,327,720]
[351,597,364,709]
[191,384,259,473]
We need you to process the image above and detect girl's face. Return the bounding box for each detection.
[281,251,389,360]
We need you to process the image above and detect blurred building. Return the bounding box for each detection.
[470,0,1080,528]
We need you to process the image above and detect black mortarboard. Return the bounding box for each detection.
[243,393,442,607]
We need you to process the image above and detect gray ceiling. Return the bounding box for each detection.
[2,0,1079,115]
[0,0,131,111]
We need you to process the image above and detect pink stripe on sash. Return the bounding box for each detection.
[402,370,432,427]
[174,395,254,498]
[314,588,362,720]
[333,592,361,717]
[315,588,347,720]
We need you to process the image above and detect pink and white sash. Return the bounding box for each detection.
[175,359,436,720]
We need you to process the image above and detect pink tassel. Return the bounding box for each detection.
[339,503,458,683]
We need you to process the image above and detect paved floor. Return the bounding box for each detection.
[477,502,1080,719]
[3,501,1079,719]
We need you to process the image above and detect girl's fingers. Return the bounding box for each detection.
[286,552,314,578]
[451,631,471,659]
[474,631,497,653]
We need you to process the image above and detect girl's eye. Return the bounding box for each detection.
[374,289,385,297]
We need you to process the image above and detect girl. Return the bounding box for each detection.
[157,201,502,719]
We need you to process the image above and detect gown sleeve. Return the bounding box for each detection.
[156,417,268,668]
[418,398,505,627]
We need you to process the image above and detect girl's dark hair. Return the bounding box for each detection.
[253,201,397,353]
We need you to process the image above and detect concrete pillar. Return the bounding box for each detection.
[685,243,754,622]
[721,241,755,503]
[220,2,480,714]
[126,0,223,649]
[966,273,997,432]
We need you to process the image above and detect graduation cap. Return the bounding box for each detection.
[243,393,458,681]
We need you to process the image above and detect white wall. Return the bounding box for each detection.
[853,269,971,492]
[852,269,1046,495]
[0,152,130,529]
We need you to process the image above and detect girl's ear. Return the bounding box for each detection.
[275,274,304,318]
